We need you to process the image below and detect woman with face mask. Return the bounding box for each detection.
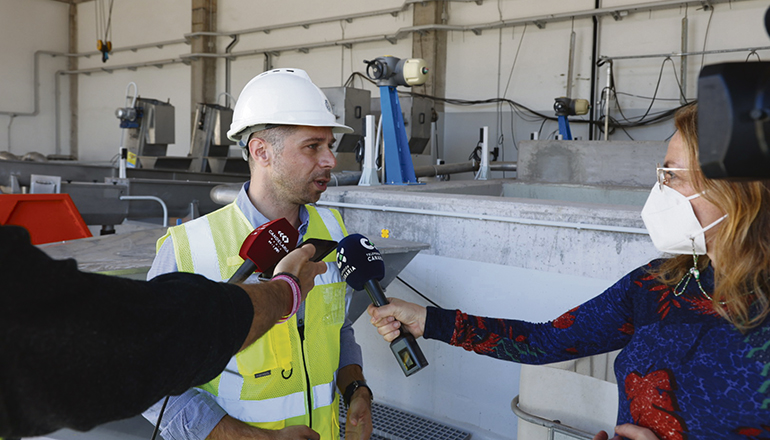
[368,104,770,440]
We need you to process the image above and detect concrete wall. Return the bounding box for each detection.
[1,0,769,165]
[0,0,70,157]
[517,139,668,186]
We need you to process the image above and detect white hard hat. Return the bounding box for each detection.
[228,68,353,145]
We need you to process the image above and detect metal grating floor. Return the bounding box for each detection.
[339,401,471,440]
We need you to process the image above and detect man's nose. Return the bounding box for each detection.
[319,146,336,168]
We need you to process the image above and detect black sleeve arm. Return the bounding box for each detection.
[0,225,253,437]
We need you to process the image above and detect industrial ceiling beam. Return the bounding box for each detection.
[67,1,78,159]
[412,1,447,114]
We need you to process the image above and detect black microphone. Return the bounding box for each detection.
[227,218,299,284]
[337,234,428,376]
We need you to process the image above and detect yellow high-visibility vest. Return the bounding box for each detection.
[158,202,348,439]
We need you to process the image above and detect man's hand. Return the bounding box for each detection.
[367,298,427,342]
[274,244,328,301]
[345,387,373,440]
[337,364,372,440]
[208,415,320,440]
[266,425,321,440]
[593,424,660,440]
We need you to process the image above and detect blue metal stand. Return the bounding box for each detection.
[557,115,573,140]
[379,86,423,185]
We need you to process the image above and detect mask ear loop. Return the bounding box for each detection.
[673,238,713,300]
[673,240,697,296]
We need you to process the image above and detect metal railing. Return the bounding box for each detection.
[119,195,169,227]
[511,395,594,440]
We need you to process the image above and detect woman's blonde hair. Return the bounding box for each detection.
[652,104,770,331]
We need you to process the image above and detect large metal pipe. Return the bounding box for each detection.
[224,35,240,108]
[52,0,746,78]
[330,172,365,186]
[589,0,599,141]
[490,162,517,172]
[415,162,475,177]
[331,162,518,186]
[209,161,518,205]
[209,184,241,205]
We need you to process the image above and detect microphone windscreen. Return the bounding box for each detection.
[336,234,385,291]
[238,218,299,273]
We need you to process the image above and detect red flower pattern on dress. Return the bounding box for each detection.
[450,311,502,355]
[625,369,686,440]
[653,284,681,320]
[450,311,471,348]
[552,306,579,329]
[736,427,762,436]
[640,273,657,282]
[734,424,770,438]
[472,333,502,355]
[618,322,635,335]
[682,296,720,317]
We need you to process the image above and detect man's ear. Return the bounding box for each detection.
[248,137,272,166]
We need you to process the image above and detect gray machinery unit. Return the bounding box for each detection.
[371,95,433,155]
[0,157,248,233]
[116,97,190,171]
[188,103,246,174]
[118,97,175,158]
[321,87,370,171]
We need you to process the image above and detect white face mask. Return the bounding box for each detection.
[641,182,727,255]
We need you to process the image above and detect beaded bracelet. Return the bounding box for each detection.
[272,272,302,323]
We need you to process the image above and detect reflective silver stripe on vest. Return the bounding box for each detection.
[313,207,345,242]
[204,379,335,423]
[184,216,222,282]
[218,356,244,400]
[311,207,345,286]
[210,390,307,423]
[312,381,335,409]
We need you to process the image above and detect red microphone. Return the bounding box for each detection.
[227,218,299,284]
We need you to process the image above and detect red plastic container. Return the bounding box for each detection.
[0,194,92,244]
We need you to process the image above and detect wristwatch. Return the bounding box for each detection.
[343,380,372,408]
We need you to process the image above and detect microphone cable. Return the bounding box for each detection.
[396,276,441,309]
[150,395,170,440]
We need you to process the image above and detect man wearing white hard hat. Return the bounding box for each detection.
[143,69,373,440]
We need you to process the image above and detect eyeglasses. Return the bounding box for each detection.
[656,163,688,188]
